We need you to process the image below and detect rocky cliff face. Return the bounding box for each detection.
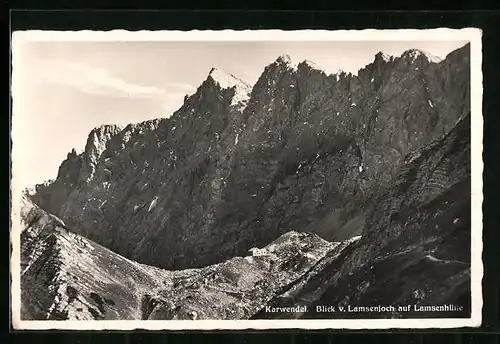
[28,44,470,275]
[20,108,470,319]
[253,113,471,319]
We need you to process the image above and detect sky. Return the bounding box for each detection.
[12,39,468,188]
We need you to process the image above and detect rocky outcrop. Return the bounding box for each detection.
[253,113,471,319]
[20,195,169,320]
[21,105,470,322]
[28,44,470,274]
[31,124,123,214]
[20,195,351,320]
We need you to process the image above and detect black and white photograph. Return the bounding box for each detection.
[10,29,483,330]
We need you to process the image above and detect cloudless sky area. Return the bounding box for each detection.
[12,39,468,188]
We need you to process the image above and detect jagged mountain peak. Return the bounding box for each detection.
[81,124,124,182]
[374,51,394,63]
[366,49,442,76]
[375,49,443,64]
[117,119,163,145]
[207,67,251,90]
[297,59,327,74]
[275,54,293,64]
[400,48,443,63]
[84,124,123,152]
[273,55,326,73]
[124,118,162,132]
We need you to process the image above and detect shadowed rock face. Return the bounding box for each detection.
[20,110,470,320]
[28,44,470,276]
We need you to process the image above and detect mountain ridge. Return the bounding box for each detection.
[27,45,463,166]
[27,43,470,272]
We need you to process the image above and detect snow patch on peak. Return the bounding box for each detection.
[302,59,318,69]
[375,51,393,62]
[403,49,426,62]
[208,68,250,89]
[81,124,124,182]
[402,49,443,63]
[381,53,392,62]
[421,51,443,63]
[207,68,252,109]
